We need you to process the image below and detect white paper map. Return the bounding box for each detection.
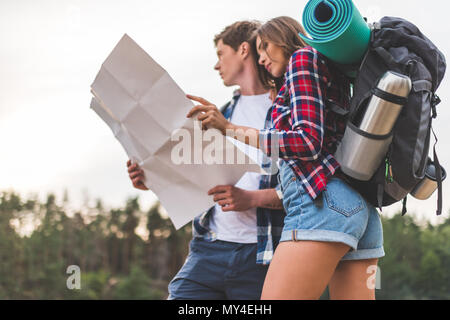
[90,34,265,229]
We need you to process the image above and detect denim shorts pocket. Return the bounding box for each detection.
[324,178,365,217]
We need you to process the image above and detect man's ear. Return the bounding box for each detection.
[239,42,251,60]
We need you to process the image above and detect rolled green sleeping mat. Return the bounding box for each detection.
[300,0,371,65]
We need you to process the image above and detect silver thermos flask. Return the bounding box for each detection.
[358,71,412,135]
[335,71,412,181]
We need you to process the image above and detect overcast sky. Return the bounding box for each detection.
[1,0,449,226]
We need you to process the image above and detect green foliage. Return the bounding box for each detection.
[0,190,449,299]
[112,265,166,300]
[0,191,190,299]
[376,214,450,300]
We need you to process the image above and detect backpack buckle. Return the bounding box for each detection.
[432,94,441,107]
[370,21,381,31]
[431,94,441,119]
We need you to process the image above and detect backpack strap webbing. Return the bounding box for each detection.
[431,125,443,216]
[401,196,408,216]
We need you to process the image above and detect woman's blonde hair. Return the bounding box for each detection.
[253,16,308,92]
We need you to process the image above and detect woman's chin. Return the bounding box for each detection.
[270,69,283,78]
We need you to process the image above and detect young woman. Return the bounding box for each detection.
[186,16,385,300]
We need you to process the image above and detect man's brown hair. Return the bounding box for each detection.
[214,20,260,50]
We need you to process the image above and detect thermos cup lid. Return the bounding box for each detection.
[377,71,412,98]
[425,159,447,181]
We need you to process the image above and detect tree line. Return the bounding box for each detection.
[0,191,448,299]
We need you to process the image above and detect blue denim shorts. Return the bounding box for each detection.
[279,162,385,261]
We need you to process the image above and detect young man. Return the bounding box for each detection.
[127,21,285,300]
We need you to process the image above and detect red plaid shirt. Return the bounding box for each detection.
[259,47,351,199]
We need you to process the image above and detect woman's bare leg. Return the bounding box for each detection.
[261,241,351,300]
[328,258,379,300]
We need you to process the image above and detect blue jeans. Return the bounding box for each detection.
[279,161,385,260]
[168,238,269,300]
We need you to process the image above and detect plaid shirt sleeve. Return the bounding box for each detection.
[259,48,325,161]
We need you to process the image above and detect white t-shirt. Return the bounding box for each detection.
[209,92,272,243]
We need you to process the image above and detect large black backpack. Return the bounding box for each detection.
[339,16,446,215]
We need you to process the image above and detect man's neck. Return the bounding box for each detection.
[235,63,268,96]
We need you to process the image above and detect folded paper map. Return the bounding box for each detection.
[90,34,266,229]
